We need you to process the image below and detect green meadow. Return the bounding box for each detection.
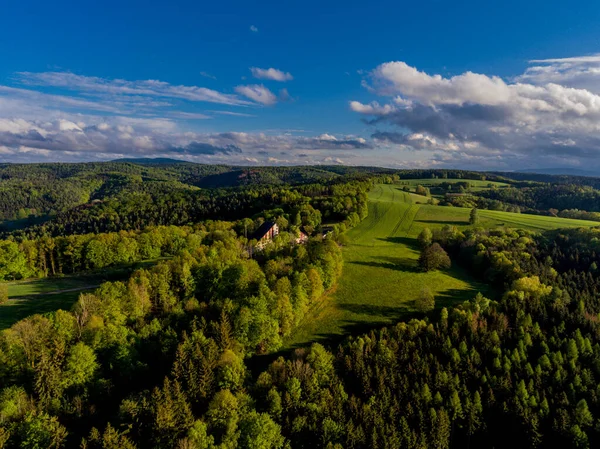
[285,184,599,348]
[399,177,510,191]
[1,277,98,330]
[0,260,164,330]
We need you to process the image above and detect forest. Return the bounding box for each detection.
[3,162,600,448]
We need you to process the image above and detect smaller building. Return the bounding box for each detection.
[295,230,309,245]
[253,221,279,250]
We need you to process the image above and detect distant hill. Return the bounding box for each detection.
[112,157,192,165]
[515,167,600,177]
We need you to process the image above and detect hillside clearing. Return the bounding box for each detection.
[285,184,599,349]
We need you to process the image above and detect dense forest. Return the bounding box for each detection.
[5,162,600,448]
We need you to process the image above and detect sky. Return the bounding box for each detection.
[2,0,600,170]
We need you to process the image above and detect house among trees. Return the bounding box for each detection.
[295,230,309,244]
[252,221,279,250]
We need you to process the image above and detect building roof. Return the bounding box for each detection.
[252,221,277,240]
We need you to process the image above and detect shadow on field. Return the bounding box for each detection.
[380,236,421,250]
[434,287,480,307]
[248,285,485,376]
[248,310,423,375]
[0,291,83,331]
[417,219,467,226]
[338,302,409,318]
[350,257,420,273]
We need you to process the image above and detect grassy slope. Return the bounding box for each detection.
[399,178,510,192]
[285,184,599,349]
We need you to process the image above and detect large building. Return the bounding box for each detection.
[252,221,279,250]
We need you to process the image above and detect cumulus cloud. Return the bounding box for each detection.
[250,25,258,32]
[349,100,395,115]
[235,84,278,105]
[250,67,293,82]
[351,58,600,170]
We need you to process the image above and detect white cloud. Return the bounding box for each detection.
[168,111,212,120]
[350,100,395,115]
[210,110,256,117]
[529,55,600,64]
[250,67,293,82]
[235,84,278,105]
[516,54,600,93]
[367,61,512,106]
[0,115,371,164]
[250,25,258,32]
[351,58,600,170]
[17,71,251,106]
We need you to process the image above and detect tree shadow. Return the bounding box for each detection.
[337,302,410,318]
[379,236,421,251]
[0,291,83,330]
[350,257,420,273]
[416,219,468,226]
[248,284,488,376]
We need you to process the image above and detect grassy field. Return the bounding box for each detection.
[399,178,510,192]
[285,184,599,349]
[1,276,99,330]
[0,259,166,330]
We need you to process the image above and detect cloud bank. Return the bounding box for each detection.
[350,57,600,170]
[0,116,369,165]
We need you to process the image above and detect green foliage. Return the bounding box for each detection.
[469,207,479,225]
[418,228,433,247]
[63,342,98,389]
[415,287,435,312]
[4,165,600,449]
[419,243,451,272]
[0,241,31,280]
[0,283,7,305]
[238,411,284,449]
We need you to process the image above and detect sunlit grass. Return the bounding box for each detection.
[285,184,599,349]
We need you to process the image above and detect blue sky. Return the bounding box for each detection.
[2,0,600,169]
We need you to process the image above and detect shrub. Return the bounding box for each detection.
[415,287,435,312]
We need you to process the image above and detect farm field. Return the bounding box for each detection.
[285,184,599,348]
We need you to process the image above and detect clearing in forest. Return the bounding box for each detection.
[0,277,99,330]
[0,260,162,330]
[286,184,599,348]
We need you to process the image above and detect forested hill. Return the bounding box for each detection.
[8,161,600,237]
[5,164,600,447]
[0,163,508,233]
